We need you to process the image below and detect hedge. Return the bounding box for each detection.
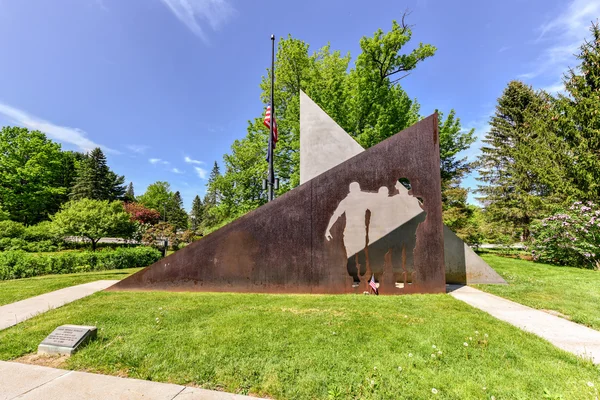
[0,246,162,280]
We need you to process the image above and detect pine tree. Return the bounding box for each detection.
[555,22,600,201]
[70,148,110,200]
[108,171,126,201]
[202,161,222,229]
[70,148,126,201]
[125,182,135,202]
[190,195,203,232]
[170,191,189,230]
[476,81,552,240]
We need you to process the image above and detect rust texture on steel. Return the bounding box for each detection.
[109,114,445,295]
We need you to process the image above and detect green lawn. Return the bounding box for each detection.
[0,268,141,306]
[1,292,598,399]
[476,254,600,330]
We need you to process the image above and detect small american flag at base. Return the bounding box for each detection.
[369,274,379,295]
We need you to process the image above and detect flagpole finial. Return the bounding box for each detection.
[271,34,275,40]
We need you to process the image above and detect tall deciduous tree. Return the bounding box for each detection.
[206,18,474,231]
[137,181,173,220]
[0,127,66,224]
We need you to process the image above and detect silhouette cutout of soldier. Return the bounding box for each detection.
[325,181,425,289]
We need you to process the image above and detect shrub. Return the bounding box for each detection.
[0,246,162,280]
[22,221,59,242]
[530,201,600,269]
[0,221,26,239]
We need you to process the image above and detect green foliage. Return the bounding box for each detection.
[0,127,68,224]
[125,182,135,202]
[51,199,134,250]
[138,182,187,229]
[142,222,177,252]
[22,221,60,242]
[0,205,8,221]
[70,148,125,201]
[476,81,558,240]
[0,220,26,238]
[0,247,161,280]
[554,22,600,201]
[530,201,600,269]
[190,195,203,232]
[205,19,475,231]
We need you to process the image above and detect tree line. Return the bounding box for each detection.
[201,17,477,238]
[476,22,600,243]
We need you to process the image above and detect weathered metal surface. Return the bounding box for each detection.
[109,114,445,295]
[298,91,506,285]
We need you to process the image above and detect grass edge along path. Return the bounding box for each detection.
[476,254,600,331]
[0,268,141,306]
[0,291,598,399]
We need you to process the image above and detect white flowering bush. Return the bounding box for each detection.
[530,201,600,269]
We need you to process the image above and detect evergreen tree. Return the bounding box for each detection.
[70,148,126,201]
[202,162,222,229]
[476,81,553,240]
[125,182,135,202]
[190,195,203,232]
[170,191,189,230]
[108,171,127,201]
[554,22,600,201]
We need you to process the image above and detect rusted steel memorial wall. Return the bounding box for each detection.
[110,114,446,295]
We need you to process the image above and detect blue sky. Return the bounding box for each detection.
[0,0,598,209]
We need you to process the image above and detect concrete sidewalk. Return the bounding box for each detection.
[0,280,118,331]
[0,361,260,400]
[449,285,600,364]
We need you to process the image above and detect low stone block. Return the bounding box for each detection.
[38,325,97,356]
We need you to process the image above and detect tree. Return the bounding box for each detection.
[51,199,134,250]
[476,81,557,240]
[190,195,203,232]
[202,162,222,229]
[70,148,125,201]
[170,191,189,230]
[553,22,600,201]
[0,127,67,224]
[123,202,160,225]
[205,19,475,232]
[137,181,173,218]
[142,222,177,254]
[125,182,135,202]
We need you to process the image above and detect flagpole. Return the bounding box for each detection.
[267,34,275,202]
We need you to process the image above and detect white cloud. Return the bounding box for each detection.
[171,167,184,174]
[127,144,149,154]
[0,102,116,153]
[159,0,235,42]
[149,158,169,165]
[194,166,208,179]
[498,45,511,53]
[542,80,566,94]
[520,0,600,80]
[184,156,205,165]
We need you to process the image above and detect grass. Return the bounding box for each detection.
[1,292,598,399]
[476,254,600,330]
[0,268,141,306]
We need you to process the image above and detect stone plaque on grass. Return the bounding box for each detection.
[38,325,97,356]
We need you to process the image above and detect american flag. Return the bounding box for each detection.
[263,105,278,148]
[369,274,378,294]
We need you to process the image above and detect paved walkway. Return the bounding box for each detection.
[449,285,600,364]
[0,361,260,400]
[0,280,118,331]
